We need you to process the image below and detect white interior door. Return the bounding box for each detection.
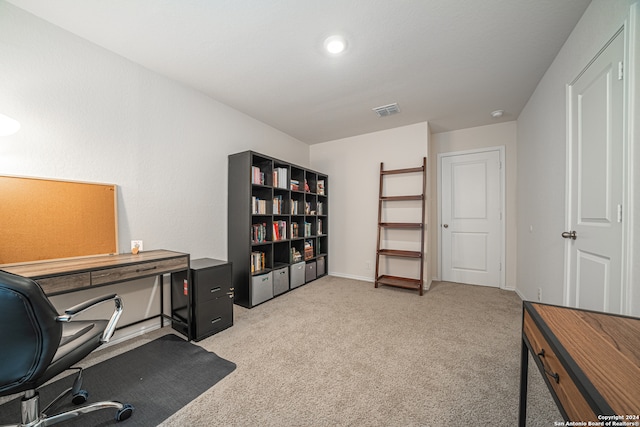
[565,30,625,314]
[440,149,503,287]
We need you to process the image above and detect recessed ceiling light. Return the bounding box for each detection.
[491,110,504,118]
[324,35,347,55]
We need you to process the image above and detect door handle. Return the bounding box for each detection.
[443,224,449,228]
[561,230,577,240]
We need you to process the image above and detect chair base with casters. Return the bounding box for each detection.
[0,270,135,426]
[13,368,134,427]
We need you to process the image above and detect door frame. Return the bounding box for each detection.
[437,146,506,288]
[563,25,633,314]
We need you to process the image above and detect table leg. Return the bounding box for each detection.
[518,337,529,426]
[160,274,164,329]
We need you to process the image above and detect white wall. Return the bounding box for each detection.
[310,122,430,284]
[517,0,639,315]
[0,2,309,339]
[430,122,518,289]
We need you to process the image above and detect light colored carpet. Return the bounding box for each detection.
[31,276,563,426]
[163,276,561,426]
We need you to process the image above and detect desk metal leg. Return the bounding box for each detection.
[518,337,529,426]
[160,274,165,329]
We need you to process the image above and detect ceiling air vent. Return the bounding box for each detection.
[372,103,400,117]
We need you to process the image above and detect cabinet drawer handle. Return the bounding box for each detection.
[537,349,560,383]
[210,287,221,293]
[211,317,222,324]
[136,266,157,273]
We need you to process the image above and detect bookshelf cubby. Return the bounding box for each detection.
[228,151,329,308]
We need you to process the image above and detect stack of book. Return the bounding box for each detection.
[304,240,314,260]
[290,179,300,191]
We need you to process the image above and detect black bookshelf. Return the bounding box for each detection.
[228,151,328,308]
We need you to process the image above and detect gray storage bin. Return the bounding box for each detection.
[251,272,273,306]
[305,261,317,282]
[317,256,325,276]
[290,261,305,289]
[272,266,289,296]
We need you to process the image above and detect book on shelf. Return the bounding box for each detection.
[290,179,300,191]
[290,222,299,238]
[317,180,325,195]
[251,251,266,273]
[317,202,323,215]
[273,195,283,214]
[272,220,287,241]
[317,219,323,235]
[252,223,267,243]
[273,167,288,189]
[290,199,303,215]
[304,221,312,237]
[252,196,268,214]
[252,166,264,185]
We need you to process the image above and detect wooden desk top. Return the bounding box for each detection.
[525,302,640,417]
[1,250,188,278]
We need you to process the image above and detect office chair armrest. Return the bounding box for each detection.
[57,294,124,343]
[61,294,119,318]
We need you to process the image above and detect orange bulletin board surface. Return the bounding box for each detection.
[0,176,118,265]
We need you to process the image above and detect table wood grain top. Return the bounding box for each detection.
[0,249,188,278]
[527,302,640,417]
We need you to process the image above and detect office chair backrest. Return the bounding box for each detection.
[0,270,63,395]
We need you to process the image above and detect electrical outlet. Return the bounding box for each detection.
[537,288,542,302]
[131,240,143,253]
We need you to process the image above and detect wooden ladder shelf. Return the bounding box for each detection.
[375,157,426,295]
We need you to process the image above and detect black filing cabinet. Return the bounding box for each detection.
[171,258,233,341]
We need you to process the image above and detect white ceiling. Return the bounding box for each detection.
[8,0,591,144]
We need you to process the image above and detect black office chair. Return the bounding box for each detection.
[0,270,134,426]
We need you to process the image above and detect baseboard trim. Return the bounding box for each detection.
[328,272,374,282]
[101,319,164,349]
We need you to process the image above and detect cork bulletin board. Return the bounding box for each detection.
[0,176,118,265]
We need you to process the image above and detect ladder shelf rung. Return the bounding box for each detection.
[379,222,422,229]
[381,166,424,175]
[378,249,422,258]
[380,195,423,201]
[376,275,421,290]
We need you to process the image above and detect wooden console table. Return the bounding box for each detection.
[1,250,192,340]
[519,301,640,425]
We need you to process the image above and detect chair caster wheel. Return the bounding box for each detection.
[72,389,89,405]
[115,403,134,422]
